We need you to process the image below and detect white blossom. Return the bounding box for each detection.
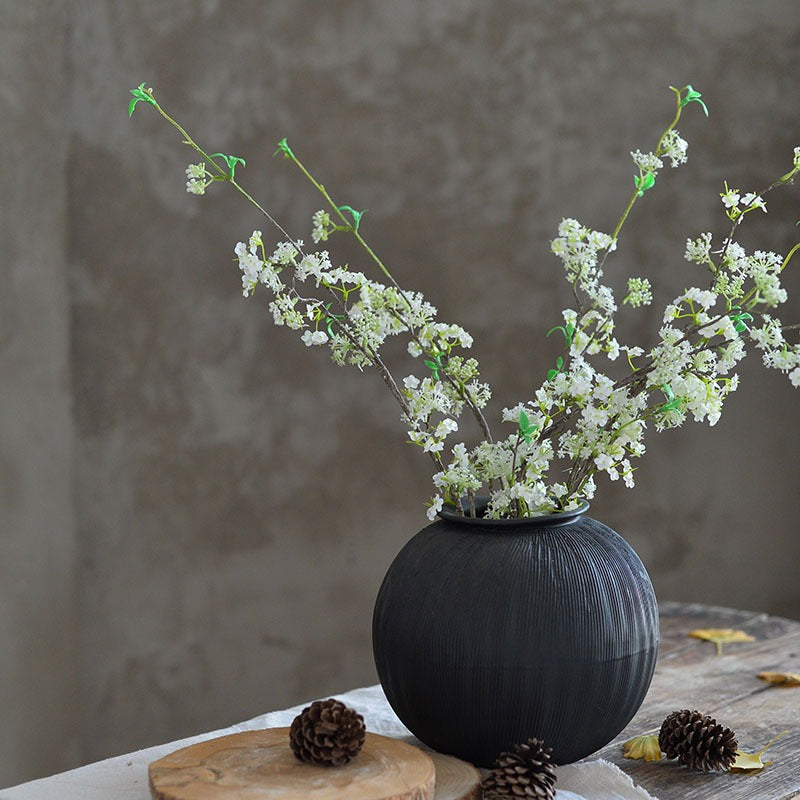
[660,129,688,167]
[631,150,663,173]
[185,163,209,195]
[624,277,653,308]
[301,329,329,347]
[685,233,713,264]
[742,193,767,213]
[426,495,444,521]
[269,295,304,329]
[207,108,800,521]
[750,317,784,350]
[311,209,331,243]
[720,186,741,209]
[435,418,459,438]
[699,314,738,342]
[295,251,331,283]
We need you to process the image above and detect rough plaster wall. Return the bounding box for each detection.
[0,0,81,787]
[2,0,799,786]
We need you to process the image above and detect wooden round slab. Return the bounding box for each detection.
[427,751,482,800]
[148,728,439,800]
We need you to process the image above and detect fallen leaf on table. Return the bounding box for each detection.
[622,734,661,762]
[757,671,800,686]
[688,628,755,655]
[730,731,788,773]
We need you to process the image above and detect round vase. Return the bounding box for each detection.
[372,502,659,767]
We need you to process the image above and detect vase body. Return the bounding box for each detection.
[372,505,659,767]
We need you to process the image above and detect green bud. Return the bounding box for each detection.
[128,83,156,117]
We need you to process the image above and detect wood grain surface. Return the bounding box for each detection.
[148,603,799,800]
[426,751,482,800]
[148,727,480,800]
[595,602,800,800]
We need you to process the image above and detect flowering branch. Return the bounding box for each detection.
[130,82,800,520]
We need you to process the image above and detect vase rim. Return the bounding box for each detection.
[438,498,590,527]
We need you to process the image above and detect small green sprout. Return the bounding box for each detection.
[128,83,156,117]
[658,384,683,413]
[680,84,709,117]
[211,153,246,180]
[337,205,366,233]
[273,138,295,159]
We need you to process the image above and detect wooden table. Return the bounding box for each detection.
[596,602,800,800]
[4,603,798,800]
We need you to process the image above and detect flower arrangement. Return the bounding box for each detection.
[129,83,800,520]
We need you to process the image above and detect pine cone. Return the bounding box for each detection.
[289,698,366,766]
[658,709,738,771]
[482,738,557,800]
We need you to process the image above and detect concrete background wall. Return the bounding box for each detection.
[2,0,798,787]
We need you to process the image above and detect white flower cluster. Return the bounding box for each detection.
[550,221,620,361]
[660,129,688,167]
[143,83,800,520]
[631,150,663,174]
[632,129,687,177]
[720,184,767,219]
[186,163,210,195]
[751,315,800,387]
[624,277,653,308]
[551,219,616,311]
[684,232,713,266]
[235,218,491,506]
[311,209,332,243]
[228,125,800,520]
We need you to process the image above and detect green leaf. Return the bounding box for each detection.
[338,205,366,232]
[547,355,565,382]
[210,153,246,180]
[128,83,156,117]
[658,383,683,413]
[547,323,575,348]
[323,303,344,337]
[273,137,295,159]
[519,411,539,444]
[681,85,709,116]
[729,306,754,332]
[424,358,440,380]
[634,172,656,197]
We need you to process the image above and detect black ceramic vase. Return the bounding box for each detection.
[372,501,659,767]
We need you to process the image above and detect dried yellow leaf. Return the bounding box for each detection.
[730,731,788,773]
[757,671,800,687]
[731,750,772,772]
[622,734,661,762]
[688,628,755,655]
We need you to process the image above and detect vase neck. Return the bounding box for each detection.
[438,499,589,528]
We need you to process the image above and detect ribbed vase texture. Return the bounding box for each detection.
[372,510,659,766]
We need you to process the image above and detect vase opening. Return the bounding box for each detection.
[438,497,590,528]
